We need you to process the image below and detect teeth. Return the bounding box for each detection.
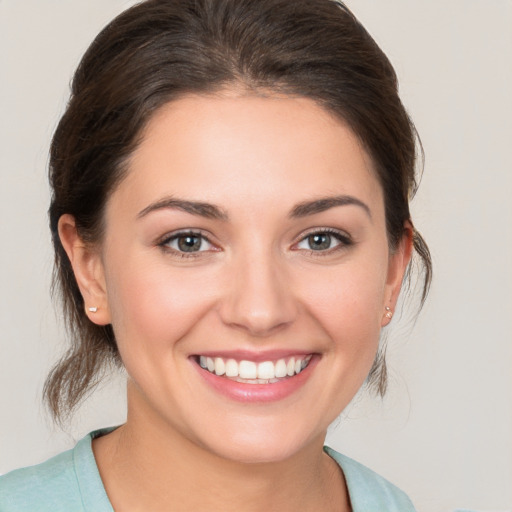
[225,358,238,377]
[199,355,312,382]
[275,359,287,378]
[257,361,275,379]
[214,357,225,376]
[287,357,295,376]
[239,360,257,379]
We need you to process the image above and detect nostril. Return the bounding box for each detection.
[225,315,293,337]
[217,257,298,335]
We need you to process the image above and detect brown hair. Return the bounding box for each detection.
[45,0,432,422]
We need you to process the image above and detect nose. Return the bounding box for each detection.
[218,249,298,337]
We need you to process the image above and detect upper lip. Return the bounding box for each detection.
[191,349,315,363]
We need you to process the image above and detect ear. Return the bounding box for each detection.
[58,214,111,326]
[381,221,414,327]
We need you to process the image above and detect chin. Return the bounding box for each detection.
[194,418,325,465]
[212,440,306,465]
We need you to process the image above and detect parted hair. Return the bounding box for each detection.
[46,0,432,422]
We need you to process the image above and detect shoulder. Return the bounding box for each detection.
[0,446,82,512]
[324,446,417,512]
[0,429,114,512]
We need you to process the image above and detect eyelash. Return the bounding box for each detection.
[157,227,353,259]
[158,230,217,258]
[293,228,353,256]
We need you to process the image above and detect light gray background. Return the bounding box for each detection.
[1,1,511,511]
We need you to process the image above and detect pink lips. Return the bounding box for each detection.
[192,352,318,403]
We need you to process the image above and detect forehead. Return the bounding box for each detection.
[113,93,383,219]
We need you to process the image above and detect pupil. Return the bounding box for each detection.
[178,235,201,252]
[309,233,331,250]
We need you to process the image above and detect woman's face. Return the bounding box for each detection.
[92,93,409,463]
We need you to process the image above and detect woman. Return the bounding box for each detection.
[0,0,431,510]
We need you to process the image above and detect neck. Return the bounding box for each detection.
[93,383,349,512]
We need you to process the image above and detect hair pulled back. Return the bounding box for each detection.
[46,0,432,421]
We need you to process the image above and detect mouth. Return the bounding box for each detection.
[195,354,313,384]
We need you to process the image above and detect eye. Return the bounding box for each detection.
[295,229,351,252]
[160,231,215,254]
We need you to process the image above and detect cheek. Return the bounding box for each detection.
[297,256,388,350]
[104,255,217,357]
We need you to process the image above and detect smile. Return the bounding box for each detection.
[197,355,313,383]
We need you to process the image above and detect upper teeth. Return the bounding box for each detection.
[199,355,312,380]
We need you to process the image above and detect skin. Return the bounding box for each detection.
[59,92,412,512]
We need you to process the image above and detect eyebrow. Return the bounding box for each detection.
[137,194,371,221]
[137,197,228,220]
[290,195,372,219]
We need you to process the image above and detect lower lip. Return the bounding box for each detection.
[193,356,318,403]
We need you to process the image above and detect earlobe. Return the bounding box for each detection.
[381,221,414,327]
[58,214,111,326]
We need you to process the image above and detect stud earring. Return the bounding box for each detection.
[385,306,393,319]
[88,307,98,313]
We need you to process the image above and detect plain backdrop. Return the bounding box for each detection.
[1,1,511,511]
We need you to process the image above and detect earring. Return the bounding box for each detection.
[88,307,98,313]
[385,306,393,319]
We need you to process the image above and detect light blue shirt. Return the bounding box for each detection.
[0,428,416,511]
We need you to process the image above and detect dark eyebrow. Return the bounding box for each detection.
[290,195,372,219]
[137,197,228,221]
